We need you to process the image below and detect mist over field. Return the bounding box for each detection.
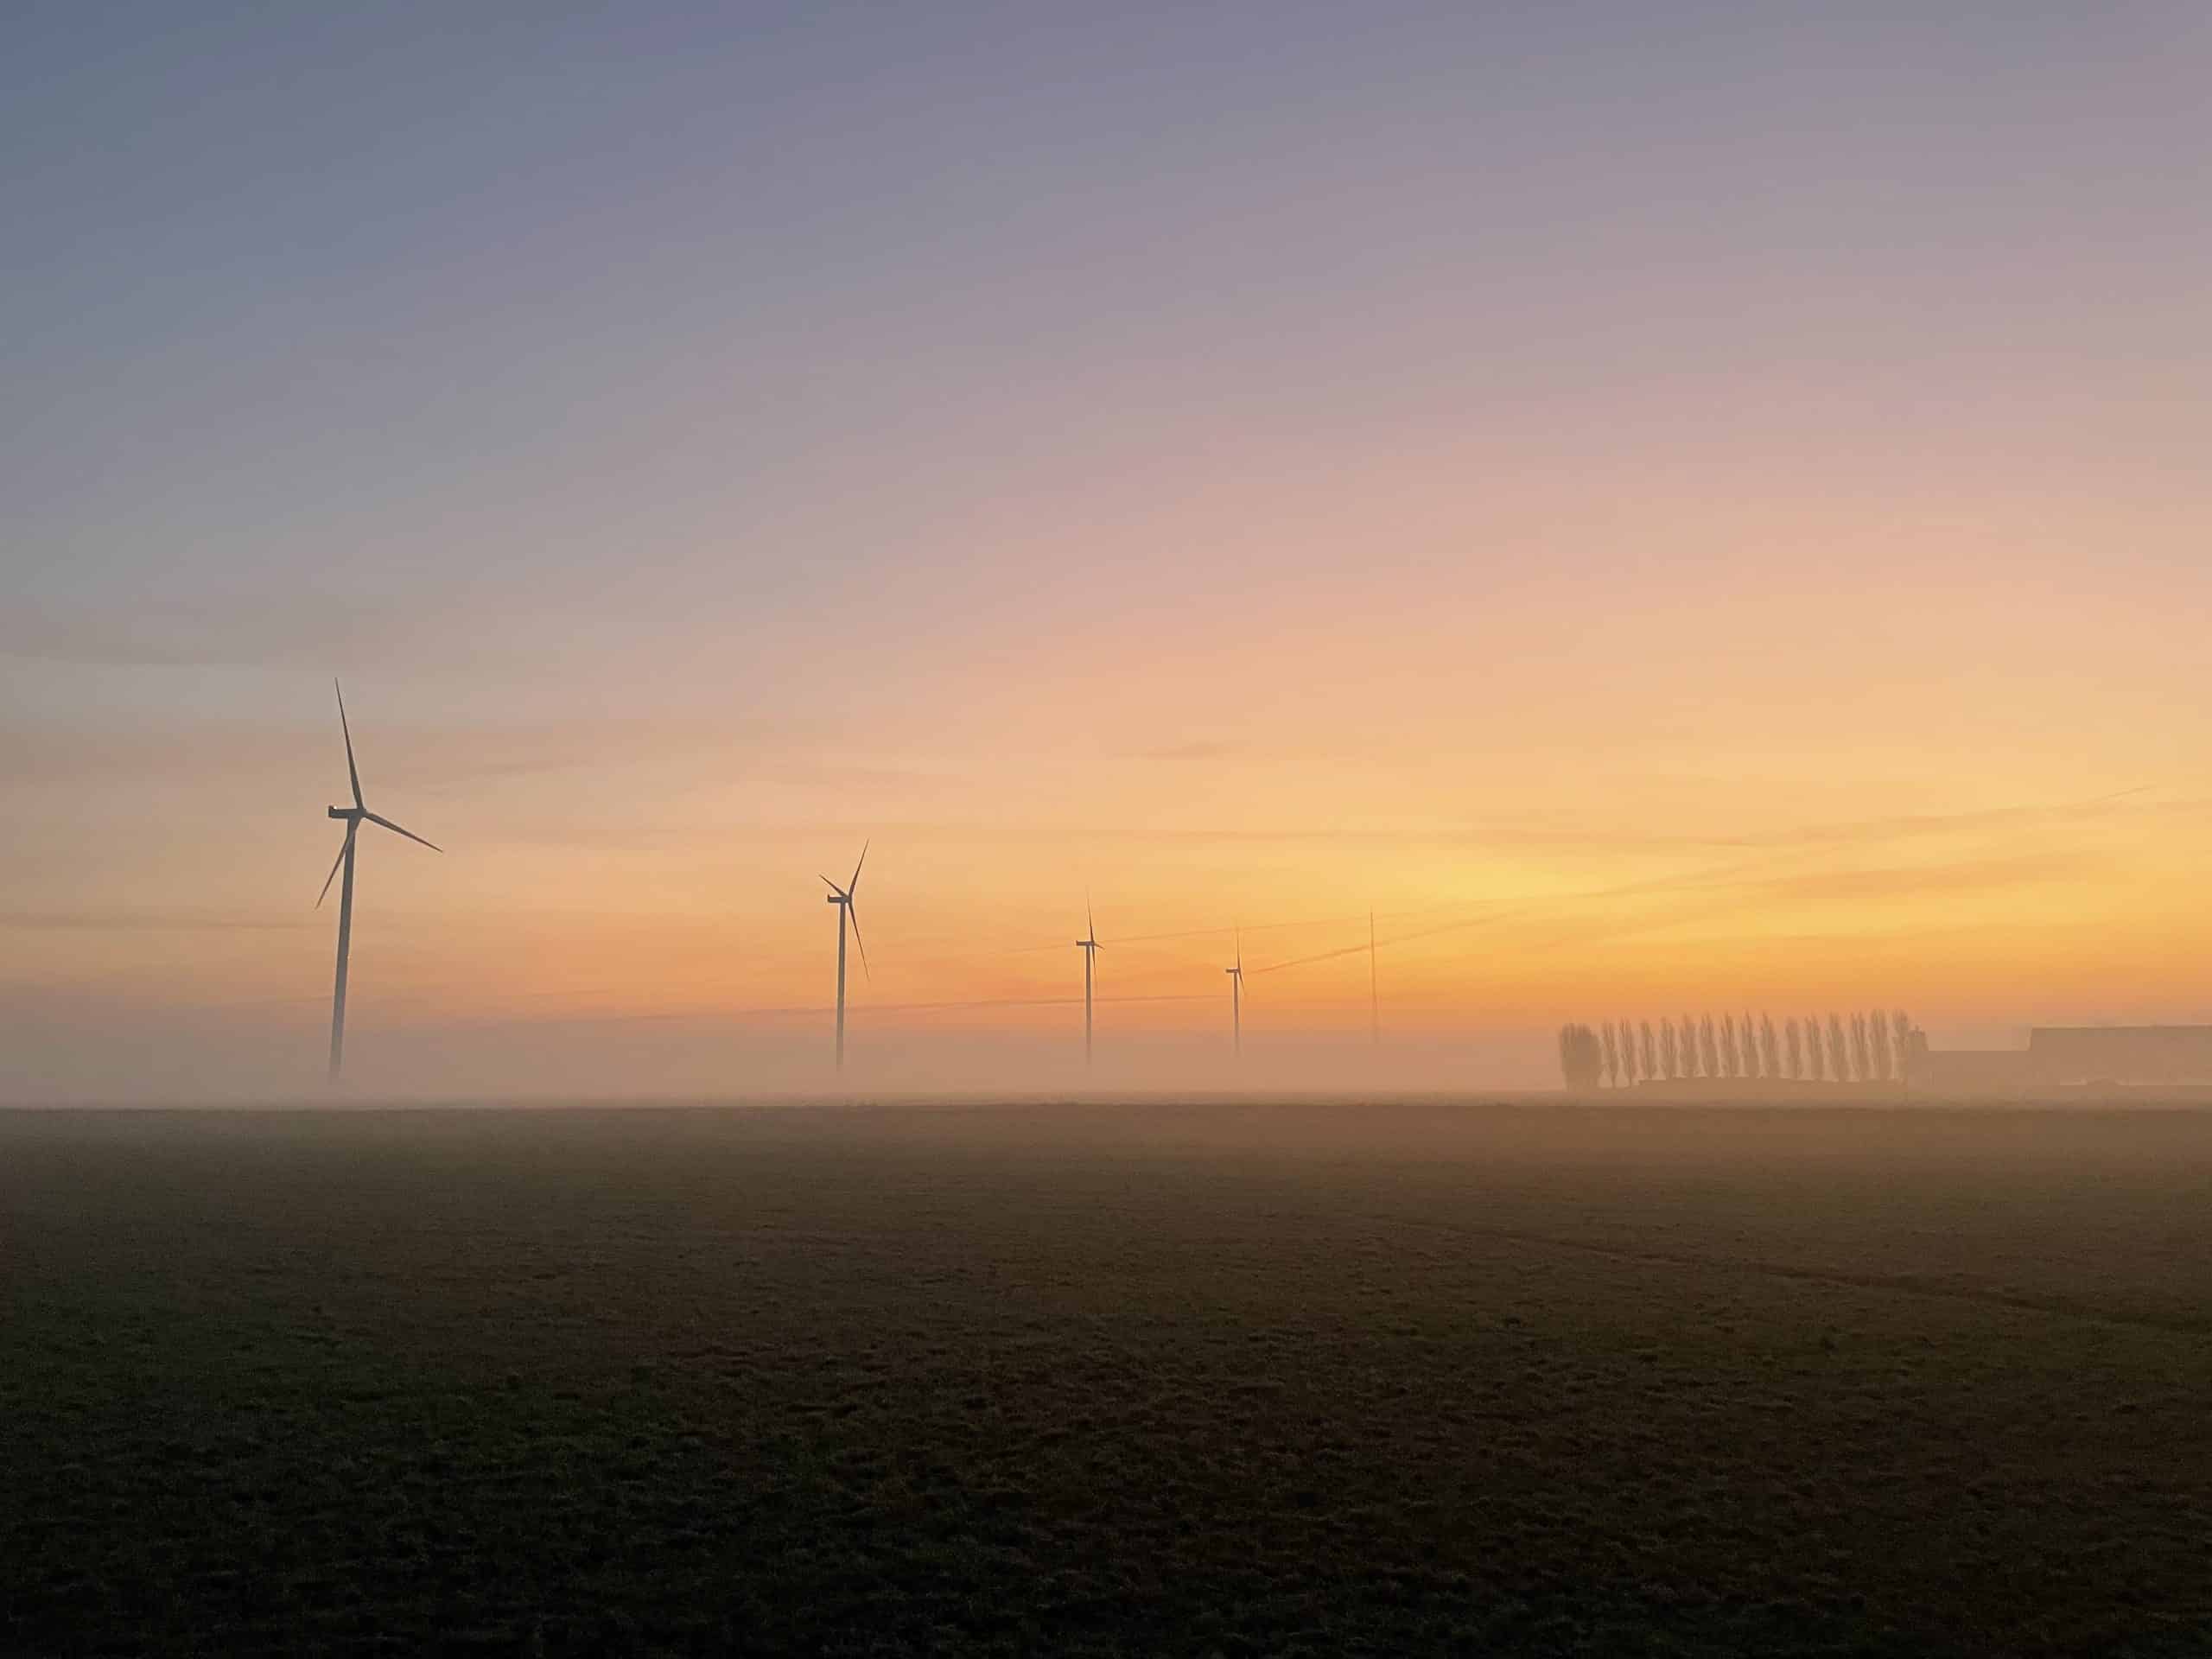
[9,1100,2210,1654]
[0,1014,1560,1104]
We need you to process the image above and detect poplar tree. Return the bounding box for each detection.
[1559,1024,1604,1090]
[1784,1016,1803,1078]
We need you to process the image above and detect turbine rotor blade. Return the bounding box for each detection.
[364,810,442,852]
[315,822,358,908]
[846,903,870,980]
[849,839,868,895]
[335,679,364,810]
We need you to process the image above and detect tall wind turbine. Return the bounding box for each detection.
[822,842,869,1070]
[1075,899,1102,1066]
[1225,927,1244,1057]
[317,680,441,1082]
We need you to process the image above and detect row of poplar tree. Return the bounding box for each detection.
[1558,1011,1914,1090]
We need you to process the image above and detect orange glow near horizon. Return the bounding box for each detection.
[16,736,2209,1096]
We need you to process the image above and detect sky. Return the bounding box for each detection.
[5,2,2209,1098]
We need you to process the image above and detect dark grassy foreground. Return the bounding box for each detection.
[4,1102,2209,1656]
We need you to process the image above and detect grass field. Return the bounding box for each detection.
[5,1100,2209,1656]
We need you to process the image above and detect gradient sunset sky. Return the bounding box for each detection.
[7,3,2209,1097]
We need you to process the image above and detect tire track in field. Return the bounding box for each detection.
[1405,1218,2212,1337]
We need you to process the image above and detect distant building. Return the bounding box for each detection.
[2025,1026,2212,1086]
[1910,1026,2212,1092]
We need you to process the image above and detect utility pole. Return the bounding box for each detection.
[1368,908,1380,1046]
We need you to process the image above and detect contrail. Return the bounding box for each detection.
[993,909,1419,954]
[974,784,2167,970]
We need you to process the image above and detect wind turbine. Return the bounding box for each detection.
[316,680,441,1082]
[1368,907,1380,1046]
[1075,899,1102,1066]
[1225,927,1244,1058]
[822,842,869,1069]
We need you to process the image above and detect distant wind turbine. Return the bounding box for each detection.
[822,842,869,1070]
[1076,899,1102,1065]
[1225,927,1244,1057]
[1368,907,1380,1046]
[316,681,441,1082]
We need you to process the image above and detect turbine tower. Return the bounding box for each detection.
[1225,927,1244,1057]
[317,681,441,1082]
[1368,907,1380,1046]
[1075,899,1102,1066]
[821,842,869,1070]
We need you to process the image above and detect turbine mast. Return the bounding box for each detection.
[835,900,848,1070]
[1368,907,1380,1047]
[329,830,356,1080]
